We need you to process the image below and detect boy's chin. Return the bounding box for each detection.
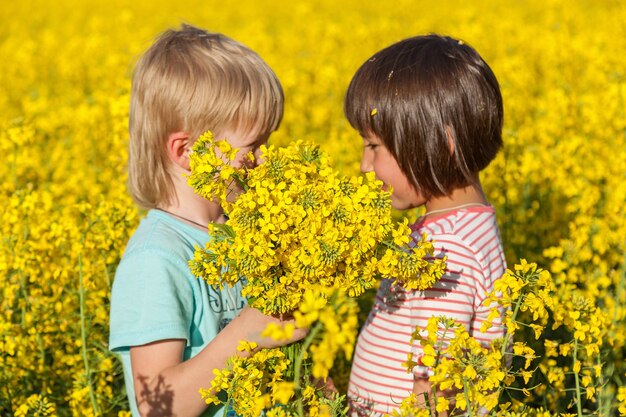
[224,186,245,203]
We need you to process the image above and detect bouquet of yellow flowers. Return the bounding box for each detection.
[189,132,445,315]
[187,131,446,417]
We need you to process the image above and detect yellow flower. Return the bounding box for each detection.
[294,289,327,327]
[402,352,418,372]
[262,322,295,342]
[435,396,450,413]
[6,3,626,416]
[271,381,295,404]
[463,364,477,379]
[421,344,436,367]
[237,340,259,352]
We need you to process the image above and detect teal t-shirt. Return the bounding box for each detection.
[109,209,245,417]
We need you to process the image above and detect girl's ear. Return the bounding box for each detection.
[167,131,192,170]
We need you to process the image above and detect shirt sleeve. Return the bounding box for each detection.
[109,248,194,352]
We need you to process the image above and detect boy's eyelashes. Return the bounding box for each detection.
[237,143,258,153]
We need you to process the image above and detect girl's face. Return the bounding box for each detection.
[360,134,424,210]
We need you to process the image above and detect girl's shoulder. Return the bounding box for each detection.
[411,205,506,279]
[412,205,495,233]
[411,205,500,252]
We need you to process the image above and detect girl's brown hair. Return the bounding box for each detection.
[345,34,503,199]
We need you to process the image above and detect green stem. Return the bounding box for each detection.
[16,215,31,326]
[417,390,435,417]
[573,338,582,417]
[230,172,249,192]
[222,398,232,417]
[18,270,29,326]
[612,248,626,326]
[595,354,603,417]
[12,141,17,188]
[500,290,524,360]
[293,321,323,417]
[36,333,46,392]
[79,251,100,415]
[462,378,473,416]
[79,221,100,415]
[429,388,437,417]
[430,321,453,416]
[103,255,112,290]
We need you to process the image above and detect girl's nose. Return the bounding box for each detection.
[360,150,373,173]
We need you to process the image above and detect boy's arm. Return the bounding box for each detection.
[131,306,306,417]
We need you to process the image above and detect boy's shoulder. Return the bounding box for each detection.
[122,209,209,262]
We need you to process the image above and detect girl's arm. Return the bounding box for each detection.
[131,306,307,417]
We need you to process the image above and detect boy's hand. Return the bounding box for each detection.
[232,305,308,350]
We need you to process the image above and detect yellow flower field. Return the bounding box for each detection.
[1,0,625,415]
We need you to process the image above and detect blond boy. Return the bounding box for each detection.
[109,24,305,417]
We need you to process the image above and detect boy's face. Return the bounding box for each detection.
[219,128,270,169]
[219,128,270,202]
[360,133,424,210]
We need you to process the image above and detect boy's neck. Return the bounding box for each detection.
[158,199,226,230]
[159,170,227,229]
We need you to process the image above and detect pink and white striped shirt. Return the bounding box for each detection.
[348,206,506,416]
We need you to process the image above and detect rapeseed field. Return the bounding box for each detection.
[1,0,625,415]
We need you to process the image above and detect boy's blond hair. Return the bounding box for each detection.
[128,24,284,209]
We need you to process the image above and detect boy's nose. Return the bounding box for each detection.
[242,156,258,169]
[253,148,265,166]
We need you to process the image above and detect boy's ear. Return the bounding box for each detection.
[167,131,192,170]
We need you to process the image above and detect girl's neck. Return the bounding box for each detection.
[423,183,488,218]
